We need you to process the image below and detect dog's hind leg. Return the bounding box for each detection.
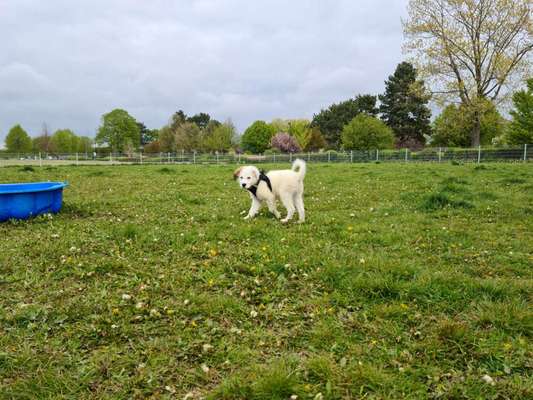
[294,193,305,223]
[244,196,261,220]
[267,198,281,219]
[280,193,296,223]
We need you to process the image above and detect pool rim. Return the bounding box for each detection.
[0,181,69,195]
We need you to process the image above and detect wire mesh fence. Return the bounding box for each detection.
[0,144,531,166]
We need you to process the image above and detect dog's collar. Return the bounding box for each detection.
[248,170,272,197]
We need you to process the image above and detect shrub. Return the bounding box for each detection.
[341,114,395,150]
[143,140,161,153]
[270,132,301,153]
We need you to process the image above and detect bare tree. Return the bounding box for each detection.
[404,0,533,146]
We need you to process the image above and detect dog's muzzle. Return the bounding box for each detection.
[241,183,246,188]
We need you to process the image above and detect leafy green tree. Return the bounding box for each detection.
[432,101,505,147]
[175,122,202,151]
[341,114,395,150]
[404,0,532,146]
[305,127,327,151]
[158,126,175,152]
[203,120,236,152]
[32,123,53,153]
[205,119,222,135]
[170,110,187,131]
[50,129,77,153]
[77,136,93,153]
[96,109,140,152]
[138,122,158,145]
[5,124,32,153]
[379,62,432,148]
[270,118,290,133]
[187,113,211,129]
[241,121,276,153]
[312,95,378,148]
[288,119,312,150]
[507,78,533,145]
[33,135,54,153]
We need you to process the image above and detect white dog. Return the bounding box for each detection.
[234,159,306,223]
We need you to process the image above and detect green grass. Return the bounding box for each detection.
[0,163,532,399]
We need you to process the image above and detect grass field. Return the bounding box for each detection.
[1,162,532,399]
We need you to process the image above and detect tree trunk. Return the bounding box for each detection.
[471,110,481,147]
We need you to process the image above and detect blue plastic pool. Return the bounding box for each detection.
[0,182,68,222]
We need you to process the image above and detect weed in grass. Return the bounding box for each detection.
[19,165,35,172]
[253,360,302,400]
[441,176,469,185]
[421,192,474,211]
[477,191,498,201]
[500,177,526,184]
[86,170,108,177]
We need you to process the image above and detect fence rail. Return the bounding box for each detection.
[0,145,531,167]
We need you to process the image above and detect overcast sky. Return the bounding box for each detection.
[0,0,408,144]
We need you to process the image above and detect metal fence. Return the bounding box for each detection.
[0,145,531,166]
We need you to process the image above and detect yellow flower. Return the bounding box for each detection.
[209,249,218,257]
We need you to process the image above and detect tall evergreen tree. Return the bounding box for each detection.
[379,62,432,148]
[311,94,378,148]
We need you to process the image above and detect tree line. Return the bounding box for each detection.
[3,0,532,154]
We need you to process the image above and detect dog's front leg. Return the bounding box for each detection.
[244,196,261,220]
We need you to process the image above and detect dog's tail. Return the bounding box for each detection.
[291,159,306,181]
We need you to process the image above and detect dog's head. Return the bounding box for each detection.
[233,165,260,190]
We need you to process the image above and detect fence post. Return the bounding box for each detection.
[376,149,379,161]
[238,153,241,164]
[524,144,528,162]
[328,151,331,163]
[438,147,441,163]
[350,150,353,163]
[140,152,143,165]
[39,152,42,167]
[110,153,112,164]
[405,148,408,162]
[477,145,481,164]
[76,152,79,166]
[273,153,276,163]
[193,151,196,164]
[308,152,310,162]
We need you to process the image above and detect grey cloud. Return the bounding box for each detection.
[0,0,408,144]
